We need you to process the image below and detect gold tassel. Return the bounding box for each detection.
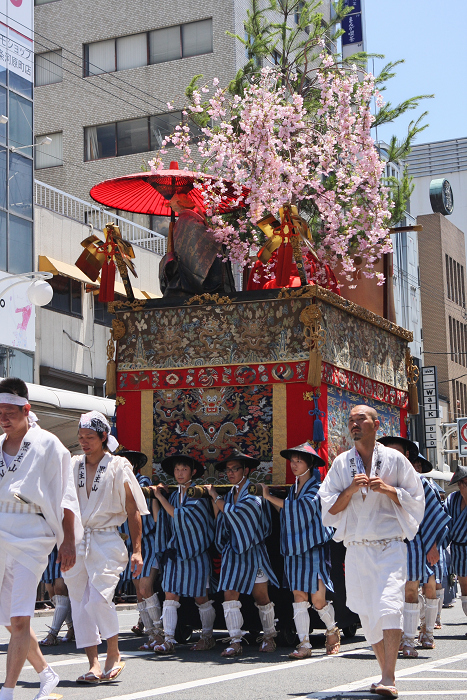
[106,330,116,398]
[405,350,420,415]
[408,382,419,415]
[300,304,326,387]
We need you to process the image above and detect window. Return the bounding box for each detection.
[85,112,188,161]
[35,132,63,169]
[9,93,33,156]
[0,148,6,210]
[181,20,213,58]
[84,19,213,76]
[35,50,63,86]
[94,294,124,326]
[117,34,148,72]
[9,152,33,218]
[149,26,181,64]
[0,87,6,145]
[8,216,33,273]
[0,210,6,272]
[0,346,33,383]
[45,275,82,316]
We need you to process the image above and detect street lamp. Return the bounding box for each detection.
[9,136,52,154]
[0,272,54,307]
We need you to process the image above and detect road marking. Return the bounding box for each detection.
[318,651,467,695]
[94,654,340,700]
[22,651,152,671]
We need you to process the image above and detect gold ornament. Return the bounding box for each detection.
[300,304,326,386]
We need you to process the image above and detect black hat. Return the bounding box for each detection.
[450,464,467,487]
[117,450,148,471]
[280,441,325,468]
[161,453,205,479]
[214,449,260,472]
[412,452,433,474]
[377,435,419,461]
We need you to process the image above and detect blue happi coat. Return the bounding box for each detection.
[280,476,334,594]
[120,473,158,581]
[216,479,279,594]
[446,490,467,577]
[155,488,215,597]
[407,477,451,582]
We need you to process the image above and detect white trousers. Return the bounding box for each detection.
[0,552,37,625]
[70,581,119,649]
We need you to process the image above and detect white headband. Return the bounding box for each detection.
[0,394,38,426]
[0,393,29,406]
[79,410,119,451]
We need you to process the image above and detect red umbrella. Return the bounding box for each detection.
[89,162,247,217]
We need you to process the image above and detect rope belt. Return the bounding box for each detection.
[347,536,404,547]
[79,525,118,557]
[0,500,43,515]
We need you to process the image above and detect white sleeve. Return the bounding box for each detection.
[392,454,425,540]
[319,457,347,529]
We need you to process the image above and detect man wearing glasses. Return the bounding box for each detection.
[205,450,278,657]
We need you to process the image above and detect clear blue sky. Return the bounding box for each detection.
[365,0,467,146]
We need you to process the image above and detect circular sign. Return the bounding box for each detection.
[429,178,454,216]
[10,0,23,7]
[461,422,467,444]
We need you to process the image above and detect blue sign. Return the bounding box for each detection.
[342,12,363,45]
[343,0,361,12]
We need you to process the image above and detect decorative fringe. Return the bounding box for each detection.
[99,259,116,302]
[408,382,419,415]
[312,397,325,442]
[307,350,322,387]
[275,241,293,287]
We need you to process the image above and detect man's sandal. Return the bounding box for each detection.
[63,626,75,643]
[190,634,216,651]
[100,661,125,683]
[221,642,243,657]
[39,631,60,646]
[374,684,398,698]
[418,630,435,648]
[76,672,101,684]
[325,626,341,655]
[153,640,175,655]
[370,681,383,693]
[258,634,276,653]
[399,636,418,658]
[288,643,312,660]
[131,620,145,636]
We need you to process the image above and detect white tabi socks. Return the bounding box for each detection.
[50,595,71,636]
[222,600,244,643]
[424,597,438,635]
[293,601,311,649]
[139,592,162,637]
[461,595,467,617]
[314,602,336,631]
[418,591,426,627]
[33,665,60,700]
[256,602,277,637]
[403,602,419,645]
[0,687,14,700]
[197,600,216,636]
[436,588,444,619]
[161,599,180,643]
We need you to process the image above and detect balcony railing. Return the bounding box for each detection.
[35,180,167,257]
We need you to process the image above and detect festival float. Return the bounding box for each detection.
[83,61,419,644]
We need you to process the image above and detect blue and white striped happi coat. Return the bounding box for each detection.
[216,480,279,594]
[119,473,159,581]
[155,489,215,597]
[41,545,61,584]
[280,476,334,594]
[407,477,451,582]
[446,490,467,577]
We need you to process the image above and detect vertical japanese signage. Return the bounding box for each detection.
[422,366,439,449]
[0,0,34,86]
[341,0,365,60]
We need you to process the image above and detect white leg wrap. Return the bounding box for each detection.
[293,601,311,647]
[436,588,444,617]
[161,599,180,642]
[197,600,216,635]
[403,602,419,641]
[50,595,71,635]
[222,600,244,643]
[137,599,153,634]
[418,591,425,625]
[461,595,467,617]
[256,601,276,637]
[424,597,438,634]
[144,592,162,633]
[314,602,336,631]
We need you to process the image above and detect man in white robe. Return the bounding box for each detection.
[319,404,424,699]
[0,377,82,700]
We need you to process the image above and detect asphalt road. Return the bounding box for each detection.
[2,601,466,700]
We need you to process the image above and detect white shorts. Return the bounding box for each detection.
[0,553,38,625]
